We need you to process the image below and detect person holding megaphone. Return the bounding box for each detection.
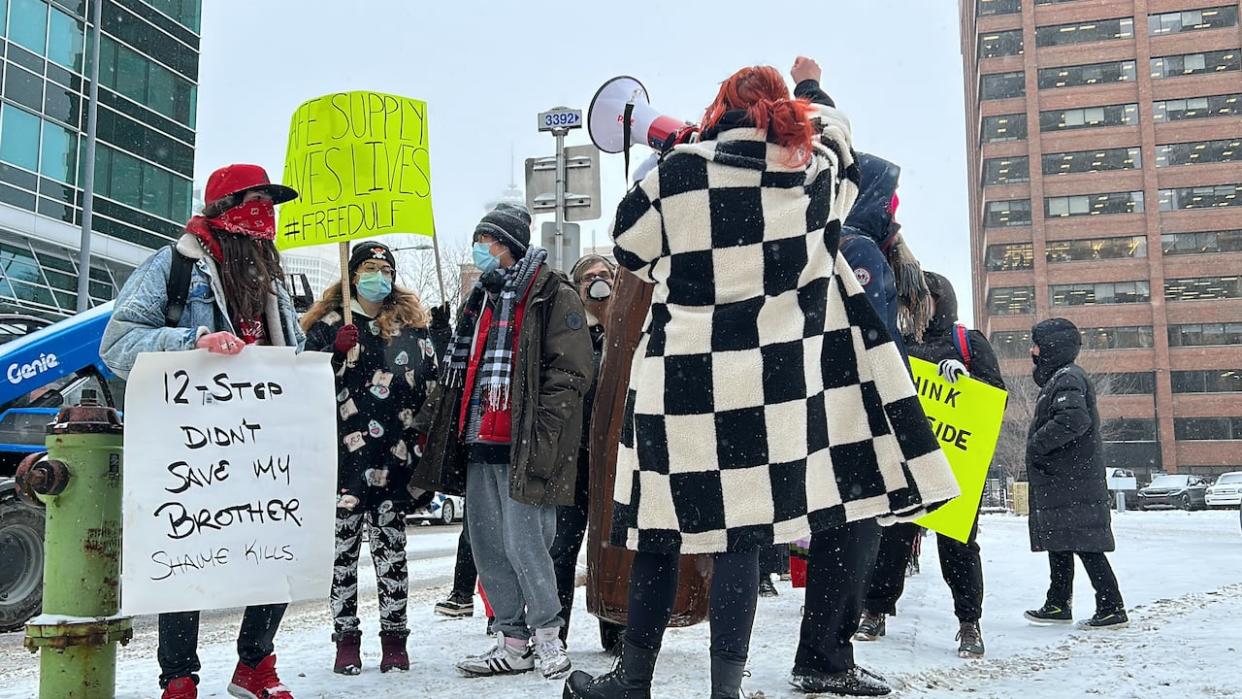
[564,61,959,699]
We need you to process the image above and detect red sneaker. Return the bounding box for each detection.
[162,677,197,699]
[227,654,293,699]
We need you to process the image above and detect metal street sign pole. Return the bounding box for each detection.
[75,0,104,312]
[553,129,566,272]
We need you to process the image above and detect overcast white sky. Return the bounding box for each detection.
[195,0,973,317]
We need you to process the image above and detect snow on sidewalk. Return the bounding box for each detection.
[0,512,1238,698]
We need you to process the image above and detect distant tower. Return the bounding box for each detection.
[485,144,525,211]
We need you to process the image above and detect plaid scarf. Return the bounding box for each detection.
[444,247,548,410]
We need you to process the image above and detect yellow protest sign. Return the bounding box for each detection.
[910,357,1008,543]
[277,91,433,250]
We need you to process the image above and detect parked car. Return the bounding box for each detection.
[1205,472,1242,509]
[1137,474,1210,511]
[407,493,463,525]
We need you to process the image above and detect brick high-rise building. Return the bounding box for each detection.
[960,0,1242,479]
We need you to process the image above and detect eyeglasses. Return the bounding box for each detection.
[359,262,395,278]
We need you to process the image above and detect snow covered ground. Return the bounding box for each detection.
[1,511,1239,698]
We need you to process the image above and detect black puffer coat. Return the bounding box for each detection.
[1026,318,1114,553]
[909,272,1004,391]
[306,303,449,513]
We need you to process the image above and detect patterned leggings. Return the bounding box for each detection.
[331,502,409,638]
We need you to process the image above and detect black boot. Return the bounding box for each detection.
[710,654,747,699]
[562,640,659,699]
[789,666,891,696]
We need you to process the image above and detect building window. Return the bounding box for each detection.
[985,199,1031,227]
[47,5,85,73]
[1034,0,1077,4]
[1081,325,1155,350]
[987,286,1035,315]
[98,36,198,129]
[1038,60,1136,89]
[9,0,48,55]
[1040,104,1138,131]
[1155,139,1242,167]
[1036,17,1134,47]
[1095,372,1156,395]
[1149,6,1238,36]
[1151,49,1241,79]
[0,105,41,172]
[985,242,1035,271]
[983,156,1029,185]
[1164,276,1242,302]
[1171,369,1242,394]
[981,113,1027,142]
[4,64,45,113]
[1153,93,1242,122]
[91,143,192,222]
[978,29,1024,59]
[1162,230,1242,255]
[1046,235,1147,262]
[39,120,77,184]
[981,71,1026,100]
[1046,192,1144,218]
[145,0,204,33]
[1042,147,1140,175]
[991,330,1032,358]
[1050,281,1151,306]
[978,0,1021,16]
[1159,184,1242,210]
[1175,417,1242,441]
[1168,322,1242,347]
[1106,419,1159,443]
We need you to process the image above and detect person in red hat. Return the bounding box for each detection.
[101,164,305,699]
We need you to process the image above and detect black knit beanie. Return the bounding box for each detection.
[474,203,532,257]
[349,241,397,277]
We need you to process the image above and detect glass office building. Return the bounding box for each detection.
[0,0,200,319]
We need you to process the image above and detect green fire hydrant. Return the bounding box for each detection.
[17,391,131,699]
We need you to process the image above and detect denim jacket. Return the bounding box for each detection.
[100,233,305,379]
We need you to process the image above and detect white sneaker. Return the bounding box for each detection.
[456,634,534,676]
[531,627,572,680]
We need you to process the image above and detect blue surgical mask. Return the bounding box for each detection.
[473,242,501,273]
[356,272,392,303]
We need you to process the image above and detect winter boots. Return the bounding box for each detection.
[162,677,197,699]
[956,622,985,658]
[532,627,573,679]
[456,633,535,676]
[710,654,748,699]
[854,612,886,641]
[758,576,779,598]
[1080,609,1129,629]
[333,632,363,675]
[434,591,474,618]
[789,666,891,696]
[1024,603,1073,625]
[379,632,410,672]
[563,640,660,699]
[227,654,293,699]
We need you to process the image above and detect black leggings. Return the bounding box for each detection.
[1047,551,1124,613]
[624,548,759,663]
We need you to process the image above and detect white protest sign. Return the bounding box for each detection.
[121,347,337,616]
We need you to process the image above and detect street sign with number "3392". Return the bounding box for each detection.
[538,108,583,132]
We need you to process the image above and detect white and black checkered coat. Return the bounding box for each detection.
[610,107,959,554]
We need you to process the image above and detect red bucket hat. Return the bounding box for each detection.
[204,164,298,208]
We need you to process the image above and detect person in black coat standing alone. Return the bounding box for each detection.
[1023,318,1128,629]
[855,272,1004,658]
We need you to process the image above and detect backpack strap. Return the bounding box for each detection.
[952,322,973,372]
[164,244,196,328]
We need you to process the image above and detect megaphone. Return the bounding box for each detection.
[588,76,687,154]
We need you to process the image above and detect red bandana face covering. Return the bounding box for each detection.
[210,199,277,240]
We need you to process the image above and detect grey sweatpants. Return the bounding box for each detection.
[466,461,563,641]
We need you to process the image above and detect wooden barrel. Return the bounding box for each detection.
[585,270,712,628]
